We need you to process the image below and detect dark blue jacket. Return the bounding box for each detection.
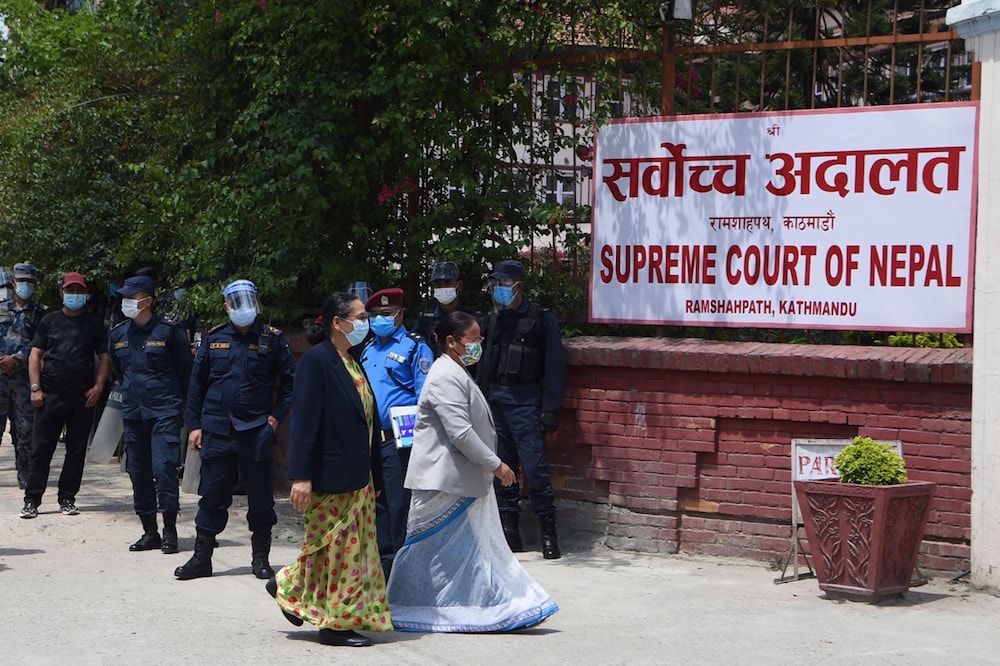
[186,320,295,436]
[109,315,193,420]
[287,338,383,495]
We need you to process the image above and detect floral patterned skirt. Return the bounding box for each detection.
[273,482,392,632]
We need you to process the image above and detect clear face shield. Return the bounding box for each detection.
[223,280,261,314]
[487,278,520,312]
[346,281,373,304]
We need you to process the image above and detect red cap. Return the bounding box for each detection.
[365,288,404,310]
[62,272,87,289]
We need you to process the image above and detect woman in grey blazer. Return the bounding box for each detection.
[387,311,559,632]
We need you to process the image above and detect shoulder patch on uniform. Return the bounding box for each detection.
[418,356,433,373]
[210,342,230,350]
[113,341,129,350]
[208,323,227,334]
[111,319,128,330]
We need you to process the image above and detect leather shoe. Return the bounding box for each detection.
[266,577,303,627]
[318,629,373,647]
[129,532,162,552]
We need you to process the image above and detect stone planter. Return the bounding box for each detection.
[794,479,936,600]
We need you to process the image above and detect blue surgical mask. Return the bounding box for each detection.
[345,318,370,347]
[459,340,483,366]
[63,293,87,310]
[15,282,34,299]
[228,305,257,328]
[492,285,515,307]
[370,315,397,338]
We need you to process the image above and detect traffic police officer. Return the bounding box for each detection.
[0,263,47,489]
[175,279,296,581]
[110,275,193,555]
[416,260,481,355]
[360,287,433,575]
[478,260,567,559]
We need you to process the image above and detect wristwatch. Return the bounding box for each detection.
[30,384,41,392]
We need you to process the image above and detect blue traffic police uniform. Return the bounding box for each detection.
[110,315,193,517]
[0,297,47,487]
[360,325,433,569]
[186,320,295,537]
[481,297,567,518]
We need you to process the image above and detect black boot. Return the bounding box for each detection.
[539,514,561,560]
[129,514,161,552]
[161,512,179,554]
[251,530,275,579]
[174,530,215,580]
[500,512,523,553]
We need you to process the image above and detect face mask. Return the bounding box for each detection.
[63,293,87,310]
[459,340,483,366]
[15,282,34,299]
[433,287,458,305]
[344,318,370,346]
[121,298,145,320]
[370,315,397,338]
[0,287,11,302]
[228,305,257,328]
[492,285,515,307]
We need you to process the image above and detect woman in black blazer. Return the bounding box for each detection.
[266,292,391,647]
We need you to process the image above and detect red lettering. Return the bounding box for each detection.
[632,245,647,283]
[600,245,613,283]
[648,245,664,283]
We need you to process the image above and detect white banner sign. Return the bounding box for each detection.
[590,104,978,331]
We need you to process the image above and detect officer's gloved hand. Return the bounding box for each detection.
[540,411,560,433]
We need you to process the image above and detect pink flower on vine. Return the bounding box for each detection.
[377,185,394,203]
[578,145,594,161]
[258,0,266,7]
[215,11,223,23]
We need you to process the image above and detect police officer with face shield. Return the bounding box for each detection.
[478,260,567,559]
[416,260,481,355]
[175,279,296,581]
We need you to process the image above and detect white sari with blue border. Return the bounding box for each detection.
[386,488,559,632]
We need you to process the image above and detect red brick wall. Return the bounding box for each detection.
[552,337,972,574]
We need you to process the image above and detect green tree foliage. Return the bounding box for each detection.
[0,0,658,321]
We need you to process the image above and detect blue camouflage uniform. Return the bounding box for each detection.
[360,319,433,571]
[0,295,47,488]
[110,315,193,517]
[186,320,295,537]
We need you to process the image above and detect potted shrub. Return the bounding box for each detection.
[794,436,936,601]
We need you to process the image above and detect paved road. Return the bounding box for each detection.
[2,439,999,665]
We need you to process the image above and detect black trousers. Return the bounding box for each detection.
[194,428,276,536]
[24,390,95,507]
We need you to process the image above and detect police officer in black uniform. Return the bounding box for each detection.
[416,260,480,355]
[110,275,194,555]
[478,260,567,559]
[175,279,296,581]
